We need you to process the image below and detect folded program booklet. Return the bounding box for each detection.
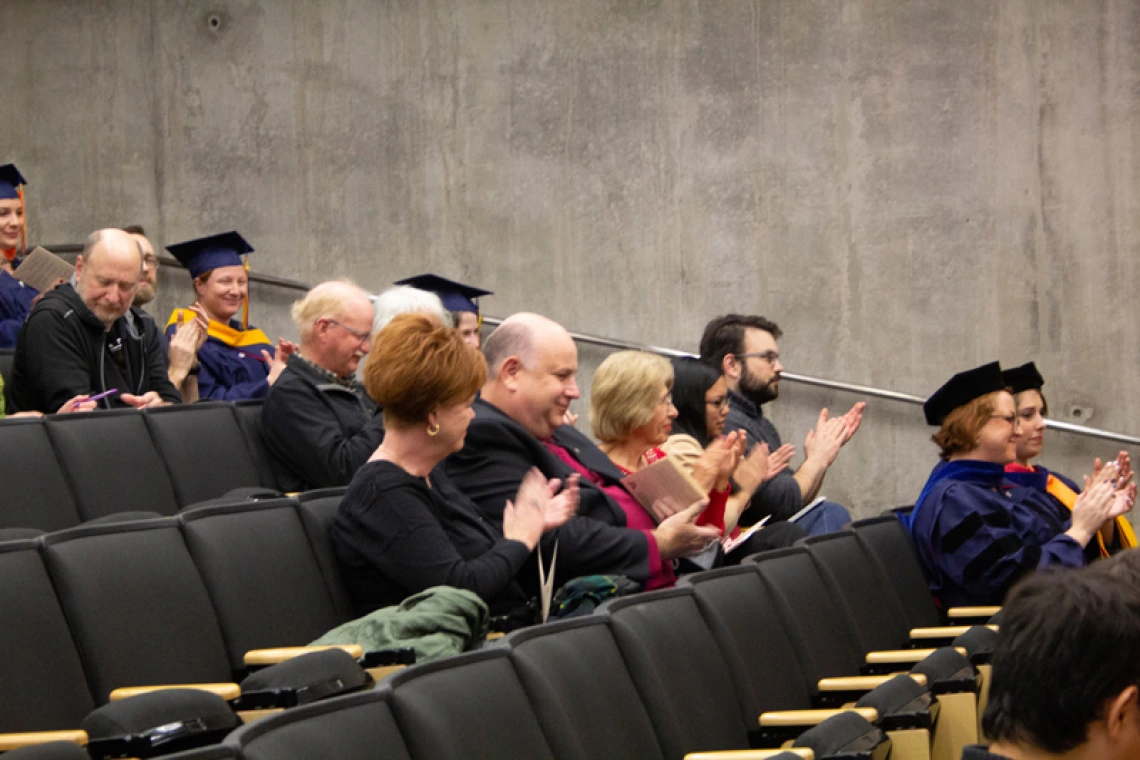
[12,247,74,293]
[621,455,707,524]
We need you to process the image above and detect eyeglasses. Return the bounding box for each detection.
[326,319,371,345]
[735,350,780,365]
[706,396,729,409]
[657,393,674,408]
[141,255,158,270]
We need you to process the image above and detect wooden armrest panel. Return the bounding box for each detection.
[0,731,88,751]
[685,751,814,760]
[909,625,998,640]
[243,644,364,666]
[818,673,927,691]
[760,707,879,727]
[109,682,241,702]
[946,606,1001,619]
[365,664,408,681]
[865,647,967,664]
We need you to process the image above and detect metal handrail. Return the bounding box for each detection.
[37,244,1140,446]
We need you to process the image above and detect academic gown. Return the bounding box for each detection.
[166,309,273,402]
[904,460,1086,608]
[0,268,38,348]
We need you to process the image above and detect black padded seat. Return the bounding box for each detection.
[41,518,232,702]
[0,417,82,531]
[143,403,264,507]
[0,539,96,732]
[0,742,90,759]
[850,516,945,628]
[178,498,345,671]
[45,409,180,520]
[158,748,239,760]
[226,688,411,760]
[387,648,556,760]
[294,488,355,622]
[232,399,280,490]
[0,347,13,387]
[597,587,752,758]
[502,615,665,760]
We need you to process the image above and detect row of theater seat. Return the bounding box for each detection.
[0,400,278,532]
[2,504,996,760]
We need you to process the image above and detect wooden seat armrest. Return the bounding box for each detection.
[946,606,1001,619]
[0,731,88,751]
[109,683,241,702]
[365,664,408,681]
[910,625,998,640]
[759,707,879,727]
[818,673,927,691]
[685,751,814,760]
[865,647,967,664]
[243,644,364,666]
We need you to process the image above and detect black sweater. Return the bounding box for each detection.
[332,460,533,618]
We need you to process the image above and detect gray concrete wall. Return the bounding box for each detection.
[3,0,1139,516]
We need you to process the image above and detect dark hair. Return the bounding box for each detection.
[981,569,1140,752]
[699,314,782,371]
[671,357,722,446]
[121,225,147,236]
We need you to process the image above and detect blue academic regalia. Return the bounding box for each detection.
[905,460,1086,608]
[0,268,38,348]
[166,309,273,402]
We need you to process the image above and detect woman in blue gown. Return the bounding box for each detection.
[904,362,1130,608]
[0,164,39,348]
[165,231,294,401]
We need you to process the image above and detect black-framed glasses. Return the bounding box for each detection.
[326,319,371,345]
[735,350,779,364]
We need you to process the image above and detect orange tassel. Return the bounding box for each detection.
[17,185,25,257]
[242,256,250,330]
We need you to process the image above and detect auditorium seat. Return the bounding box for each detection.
[45,410,180,520]
[0,417,82,532]
[178,498,347,673]
[0,539,96,733]
[0,347,13,388]
[225,689,411,760]
[501,615,665,760]
[294,489,355,621]
[232,399,281,490]
[40,518,234,703]
[387,648,556,760]
[143,403,264,507]
[849,517,948,628]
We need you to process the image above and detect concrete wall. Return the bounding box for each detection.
[3,0,1139,516]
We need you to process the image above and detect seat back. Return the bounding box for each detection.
[802,530,912,652]
[0,539,96,731]
[598,587,749,758]
[0,347,13,387]
[143,403,264,507]
[42,519,232,702]
[179,499,344,670]
[0,417,81,531]
[227,688,412,760]
[294,489,355,622]
[851,516,943,627]
[503,616,664,760]
[747,547,864,683]
[46,410,180,520]
[388,648,556,760]
[232,399,280,489]
[680,565,814,716]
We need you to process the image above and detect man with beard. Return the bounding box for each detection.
[261,280,385,491]
[8,228,180,412]
[699,314,863,534]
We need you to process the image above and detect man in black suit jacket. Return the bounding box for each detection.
[445,313,717,590]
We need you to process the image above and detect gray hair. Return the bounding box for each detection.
[371,286,452,334]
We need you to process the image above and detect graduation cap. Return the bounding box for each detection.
[1001,362,1044,395]
[166,231,254,280]
[0,164,26,200]
[393,273,492,315]
[923,361,1006,426]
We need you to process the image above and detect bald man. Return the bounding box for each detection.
[261,279,386,491]
[8,228,180,412]
[445,313,719,593]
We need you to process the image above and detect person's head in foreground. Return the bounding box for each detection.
[925,361,1021,463]
[74,228,144,330]
[590,350,676,450]
[481,313,580,440]
[363,312,486,458]
[975,568,1140,760]
[291,280,374,378]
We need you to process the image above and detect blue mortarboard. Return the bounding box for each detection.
[923,361,1006,426]
[394,273,493,314]
[166,231,254,279]
[1001,362,1044,395]
[0,164,27,200]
